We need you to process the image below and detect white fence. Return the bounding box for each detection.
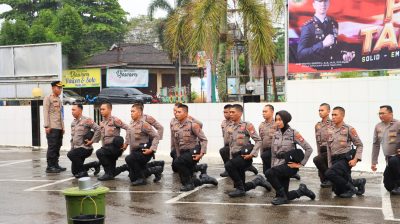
[1,76,400,172]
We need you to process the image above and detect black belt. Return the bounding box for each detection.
[320,146,327,153]
[263,147,271,151]
[331,153,347,161]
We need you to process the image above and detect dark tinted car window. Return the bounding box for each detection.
[125,88,143,95]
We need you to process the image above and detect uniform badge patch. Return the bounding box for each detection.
[295,133,304,142]
[351,128,358,137]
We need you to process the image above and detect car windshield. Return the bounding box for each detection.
[64,90,80,97]
[125,88,143,95]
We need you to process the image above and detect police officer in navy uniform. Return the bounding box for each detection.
[297,0,355,69]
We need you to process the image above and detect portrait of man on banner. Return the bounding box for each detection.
[292,0,355,70]
[289,0,400,73]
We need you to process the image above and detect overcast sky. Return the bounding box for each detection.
[0,0,175,19]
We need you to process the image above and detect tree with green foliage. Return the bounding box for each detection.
[0,0,60,25]
[0,0,128,66]
[164,0,283,101]
[126,15,161,45]
[63,0,128,56]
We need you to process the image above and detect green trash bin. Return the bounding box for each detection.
[63,186,109,224]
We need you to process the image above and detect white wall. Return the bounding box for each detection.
[0,106,32,146]
[1,76,399,172]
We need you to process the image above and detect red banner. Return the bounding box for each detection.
[289,0,400,73]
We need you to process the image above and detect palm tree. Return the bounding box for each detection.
[164,0,284,101]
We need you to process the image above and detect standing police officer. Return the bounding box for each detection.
[124,104,162,186]
[96,102,129,181]
[371,105,400,194]
[313,103,333,187]
[325,106,366,198]
[225,104,271,198]
[43,81,66,173]
[265,110,315,205]
[67,104,101,178]
[171,104,216,191]
[297,0,354,69]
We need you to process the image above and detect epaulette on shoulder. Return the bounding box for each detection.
[303,18,313,26]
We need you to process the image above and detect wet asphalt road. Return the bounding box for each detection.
[0,148,399,224]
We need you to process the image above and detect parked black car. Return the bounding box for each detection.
[97,88,152,104]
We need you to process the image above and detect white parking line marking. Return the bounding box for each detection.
[171,201,382,210]
[24,177,75,191]
[30,189,177,194]
[0,179,53,182]
[165,177,225,204]
[0,159,32,167]
[381,181,400,221]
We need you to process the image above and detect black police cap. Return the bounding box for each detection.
[112,136,124,148]
[51,81,64,87]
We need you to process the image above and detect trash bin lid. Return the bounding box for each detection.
[62,186,109,196]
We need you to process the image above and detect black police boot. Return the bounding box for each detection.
[228,186,246,198]
[195,164,208,175]
[246,165,258,175]
[147,160,165,170]
[199,174,218,186]
[98,173,114,181]
[339,182,357,198]
[148,166,163,182]
[172,163,178,173]
[74,171,89,178]
[84,161,101,176]
[114,164,129,177]
[353,178,366,196]
[252,175,272,191]
[296,183,316,200]
[320,180,332,188]
[271,188,288,205]
[55,163,67,172]
[391,186,400,195]
[46,166,61,173]
[291,173,301,180]
[220,170,229,177]
[131,178,147,186]
[180,183,195,192]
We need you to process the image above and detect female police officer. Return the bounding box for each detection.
[265,110,316,205]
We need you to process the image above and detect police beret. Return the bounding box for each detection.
[112,136,124,148]
[240,143,254,155]
[84,131,94,141]
[51,81,64,87]
[285,149,304,163]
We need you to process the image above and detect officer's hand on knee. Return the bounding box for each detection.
[371,164,377,172]
[348,159,357,167]
[241,154,253,160]
[287,162,302,169]
[192,153,204,161]
[142,149,153,155]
